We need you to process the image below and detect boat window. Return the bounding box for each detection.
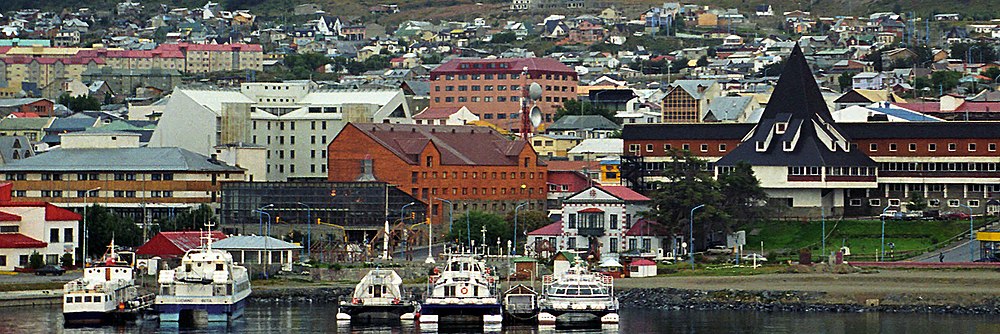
[450,262,460,271]
[373,285,382,298]
[581,289,592,295]
[567,289,579,295]
[85,296,92,302]
[186,264,192,271]
[216,264,224,271]
[463,263,469,271]
[555,289,566,295]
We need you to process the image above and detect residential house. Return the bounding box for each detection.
[703,95,759,122]
[567,138,622,161]
[0,182,81,270]
[531,133,582,158]
[660,80,722,123]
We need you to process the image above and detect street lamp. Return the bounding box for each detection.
[821,205,826,258]
[689,204,706,270]
[256,204,273,235]
[82,187,100,266]
[513,202,528,256]
[295,202,312,258]
[435,198,453,237]
[399,202,415,261]
[959,204,975,262]
[880,205,892,262]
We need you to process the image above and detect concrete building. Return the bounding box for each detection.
[150,82,414,181]
[0,182,81,270]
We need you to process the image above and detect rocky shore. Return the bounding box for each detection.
[248,284,1000,315]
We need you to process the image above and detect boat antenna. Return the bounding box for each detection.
[204,217,216,251]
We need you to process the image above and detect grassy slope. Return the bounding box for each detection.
[742,219,982,261]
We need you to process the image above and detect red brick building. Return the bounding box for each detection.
[328,123,548,226]
[429,58,578,131]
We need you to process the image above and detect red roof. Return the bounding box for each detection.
[347,123,536,166]
[155,42,263,52]
[546,170,590,193]
[600,186,650,201]
[630,258,656,266]
[0,210,21,221]
[954,102,1000,112]
[413,106,463,120]
[527,221,563,236]
[578,208,605,213]
[0,233,46,248]
[135,231,227,257]
[625,219,671,236]
[431,57,576,79]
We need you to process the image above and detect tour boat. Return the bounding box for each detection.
[537,259,619,326]
[337,268,416,323]
[63,240,142,325]
[417,253,503,325]
[155,228,251,323]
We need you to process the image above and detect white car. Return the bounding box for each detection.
[742,254,768,262]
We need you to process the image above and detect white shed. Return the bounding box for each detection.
[628,258,657,278]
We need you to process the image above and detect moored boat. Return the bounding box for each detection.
[337,268,416,323]
[502,284,539,324]
[155,227,251,324]
[63,240,143,325]
[417,252,502,325]
[537,259,619,326]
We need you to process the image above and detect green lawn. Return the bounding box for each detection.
[740,219,985,262]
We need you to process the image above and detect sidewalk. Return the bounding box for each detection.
[0,289,62,307]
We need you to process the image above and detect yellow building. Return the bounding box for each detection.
[598,157,620,184]
[532,134,583,159]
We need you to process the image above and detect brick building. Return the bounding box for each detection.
[0,98,54,117]
[327,123,547,225]
[429,58,577,131]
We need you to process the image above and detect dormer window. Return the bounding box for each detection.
[783,141,794,151]
[756,141,766,152]
[775,122,788,134]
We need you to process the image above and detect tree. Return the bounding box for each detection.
[60,253,74,268]
[83,205,142,259]
[505,210,550,240]
[984,67,1000,83]
[930,71,962,92]
[906,192,928,212]
[448,211,511,249]
[58,93,101,112]
[718,161,770,226]
[554,99,619,124]
[491,32,516,44]
[159,204,216,232]
[29,251,43,269]
[839,72,857,91]
[645,151,731,249]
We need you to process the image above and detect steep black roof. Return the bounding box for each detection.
[717,44,875,167]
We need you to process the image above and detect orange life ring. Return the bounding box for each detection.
[460,287,469,295]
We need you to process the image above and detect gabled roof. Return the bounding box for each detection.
[717,44,875,167]
[0,147,244,172]
[413,106,463,120]
[527,221,563,236]
[599,185,650,201]
[705,96,754,121]
[0,210,21,221]
[666,80,717,100]
[135,231,227,257]
[347,123,541,167]
[547,115,620,131]
[0,233,46,248]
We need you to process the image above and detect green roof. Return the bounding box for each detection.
[0,147,243,172]
[0,117,53,131]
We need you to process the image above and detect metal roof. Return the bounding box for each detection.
[0,147,243,172]
[211,235,301,250]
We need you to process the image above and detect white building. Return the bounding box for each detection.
[531,185,650,258]
[150,82,414,181]
[0,183,80,270]
[412,106,479,125]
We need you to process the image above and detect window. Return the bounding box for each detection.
[775,122,787,134]
[969,200,981,207]
[948,199,960,207]
[628,144,639,152]
[888,199,900,207]
[700,144,708,152]
[908,143,916,152]
[664,144,672,151]
[869,199,881,206]
[568,214,576,228]
[990,143,997,152]
[928,143,937,151]
[719,144,727,152]
[609,214,618,230]
[969,143,977,151]
[948,143,957,151]
[888,143,897,151]
[929,199,941,207]
[849,199,862,206]
[870,143,878,151]
[645,144,653,152]
[610,238,618,253]
[50,228,59,242]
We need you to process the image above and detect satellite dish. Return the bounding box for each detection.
[529,106,543,127]
[528,82,543,101]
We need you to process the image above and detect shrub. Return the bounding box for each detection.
[29,252,43,269]
[60,253,74,268]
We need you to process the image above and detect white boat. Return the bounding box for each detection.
[155,228,250,323]
[537,259,619,325]
[337,269,416,323]
[417,253,502,324]
[63,240,141,325]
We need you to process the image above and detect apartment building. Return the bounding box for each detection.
[150,82,414,181]
[429,57,578,130]
[0,132,245,221]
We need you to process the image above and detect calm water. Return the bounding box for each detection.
[4,302,999,333]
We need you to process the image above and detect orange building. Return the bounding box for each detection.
[328,123,547,226]
[429,58,577,131]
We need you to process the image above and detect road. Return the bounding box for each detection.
[911,239,979,263]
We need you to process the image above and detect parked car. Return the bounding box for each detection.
[707,245,733,254]
[939,211,971,220]
[35,265,65,276]
[893,211,922,221]
[742,254,768,262]
[880,209,898,219]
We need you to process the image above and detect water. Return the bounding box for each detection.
[4,302,1000,333]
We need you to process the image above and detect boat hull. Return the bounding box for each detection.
[339,304,415,323]
[156,298,246,322]
[63,311,139,325]
[418,303,502,323]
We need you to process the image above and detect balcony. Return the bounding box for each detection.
[577,225,605,237]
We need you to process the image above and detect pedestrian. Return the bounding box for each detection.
[939,252,945,263]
